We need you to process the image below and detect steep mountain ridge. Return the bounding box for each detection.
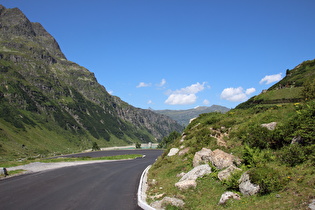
[0,5,183,160]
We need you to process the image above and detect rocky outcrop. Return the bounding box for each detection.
[261,122,277,130]
[210,149,240,170]
[309,199,315,210]
[167,148,179,157]
[193,148,240,169]
[193,148,212,167]
[179,164,212,182]
[218,192,241,205]
[218,164,241,181]
[175,180,197,190]
[151,197,185,210]
[238,172,260,196]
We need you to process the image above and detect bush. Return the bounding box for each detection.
[242,145,273,167]
[279,144,315,167]
[248,166,287,195]
[92,142,100,151]
[135,142,141,149]
[157,131,180,149]
[222,168,243,190]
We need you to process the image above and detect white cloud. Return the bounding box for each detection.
[157,78,166,87]
[147,100,153,104]
[136,82,151,88]
[203,99,210,105]
[165,82,206,105]
[220,87,256,102]
[108,90,113,95]
[259,73,282,85]
[245,87,256,95]
[165,93,197,105]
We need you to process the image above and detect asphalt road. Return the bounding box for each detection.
[0,149,163,210]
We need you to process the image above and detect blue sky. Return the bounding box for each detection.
[2,0,315,110]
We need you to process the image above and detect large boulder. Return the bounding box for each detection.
[309,199,315,210]
[193,148,212,167]
[261,122,277,130]
[193,148,240,169]
[210,149,240,170]
[238,172,260,196]
[151,197,185,209]
[175,179,197,190]
[218,165,241,181]
[167,148,179,157]
[179,164,212,182]
[218,191,241,205]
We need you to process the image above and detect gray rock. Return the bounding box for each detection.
[238,172,260,196]
[309,199,315,210]
[193,148,212,167]
[218,191,241,205]
[0,168,8,177]
[167,148,179,157]
[261,122,277,130]
[291,135,303,144]
[175,179,197,190]
[210,149,240,170]
[179,147,190,156]
[176,172,186,178]
[179,164,212,182]
[151,196,185,209]
[218,165,241,181]
[193,148,240,169]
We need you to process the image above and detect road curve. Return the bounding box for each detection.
[0,149,163,210]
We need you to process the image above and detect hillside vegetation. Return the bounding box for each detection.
[0,5,183,162]
[147,59,315,209]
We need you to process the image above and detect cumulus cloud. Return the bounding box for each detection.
[108,90,113,95]
[165,93,197,105]
[165,82,206,105]
[259,73,282,85]
[147,100,153,104]
[220,87,256,102]
[157,78,166,87]
[136,82,151,88]
[203,99,210,105]
[245,87,256,95]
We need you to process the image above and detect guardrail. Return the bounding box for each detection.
[137,165,156,210]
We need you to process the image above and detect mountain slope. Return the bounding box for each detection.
[236,58,315,109]
[153,105,230,126]
[147,59,315,209]
[0,5,183,161]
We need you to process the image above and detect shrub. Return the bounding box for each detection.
[279,144,315,167]
[242,145,274,167]
[92,142,100,151]
[135,142,141,149]
[157,131,180,149]
[222,168,243,190]
[248,166,287,195]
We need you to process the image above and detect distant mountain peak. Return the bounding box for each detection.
[153,105,230,126]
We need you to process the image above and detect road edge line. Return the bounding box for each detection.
[138,165,156,210]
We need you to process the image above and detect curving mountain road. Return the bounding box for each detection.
[0,149,163,210]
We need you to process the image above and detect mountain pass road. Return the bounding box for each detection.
[0,149,163,210]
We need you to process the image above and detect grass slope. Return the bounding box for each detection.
[147,59,315,209]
